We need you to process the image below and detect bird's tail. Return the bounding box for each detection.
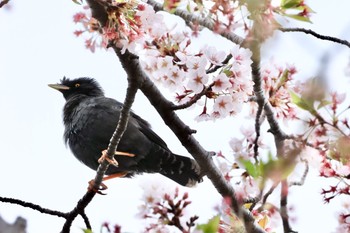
[160,153,202,187]
[140,146,203,187]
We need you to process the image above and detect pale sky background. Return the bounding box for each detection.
[1,1,350,233]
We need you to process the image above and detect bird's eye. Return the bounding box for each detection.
[75,83,80,88]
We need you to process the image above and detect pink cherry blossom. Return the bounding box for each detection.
[203,45,227,65]
[187,69,209,93]
[213,95,235,117]
[212,73,231,92]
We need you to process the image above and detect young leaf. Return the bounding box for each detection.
[72,0,83,5]
[290,91,315,112]
[240,159,261,178]
[82,229,93,233]
[281,0,302,9]
[196,215,220,233]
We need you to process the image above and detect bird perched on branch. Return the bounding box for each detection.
[49,77,202,187]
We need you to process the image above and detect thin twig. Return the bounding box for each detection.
[289,159,309,187]
[280,27,350,48]
[206,54,233,74]
[253,101,264,161]
[172,83,215,110]
[0,196,67,218]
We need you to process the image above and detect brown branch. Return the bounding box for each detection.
[289,159,309,187]
[0,0,10,8]
[0,196,67,218]
[280,181,297,233]
[253,99,264,160]
[280,27,350,48]
[0,196,92,231]
[61,191,95,233]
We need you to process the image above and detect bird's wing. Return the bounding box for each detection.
[130,111,170,151]
[102,97,170,151]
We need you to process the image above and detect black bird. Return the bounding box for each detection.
[49,77,202,187]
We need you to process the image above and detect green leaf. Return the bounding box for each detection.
[197,215,220,233]
[281,0,302,8]
[276,70,289,90]
[290,91,315,112]
[72,0,83,5]
[240,159,261,178]
[82,229,93,233]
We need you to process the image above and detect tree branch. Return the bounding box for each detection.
[280,181,296,233]
[0,196,67,218]
[0,196,93,231]
[172,83,214,111]
[0,0,10,8]
[280,27,350,48]
[147,0,244,45]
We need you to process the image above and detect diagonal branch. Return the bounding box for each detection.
[111,47,266,233]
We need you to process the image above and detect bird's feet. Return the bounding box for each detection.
[88,172,128,195]
[98,149,135,166]
[88,180,108,195]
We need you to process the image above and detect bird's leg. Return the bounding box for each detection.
[91,150,134,194]
[98,149,135,166]
[103,172,128,181]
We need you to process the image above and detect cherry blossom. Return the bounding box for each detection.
[203,45,227,66]
[212,95,235,117]
[212,73,231,92]
[187,69,209,93]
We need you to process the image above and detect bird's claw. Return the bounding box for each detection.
[98,150,119,166]
[98,149,135,167]
[88,180,108,195]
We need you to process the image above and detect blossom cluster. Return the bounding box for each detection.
[260,63,299,121]
[140,41,254,121]
[138,184,198,232]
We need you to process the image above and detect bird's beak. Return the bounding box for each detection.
[48,84,70,91]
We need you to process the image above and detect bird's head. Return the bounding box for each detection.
[48,77,104,100]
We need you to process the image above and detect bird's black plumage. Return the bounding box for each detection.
[49,77,202,186]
